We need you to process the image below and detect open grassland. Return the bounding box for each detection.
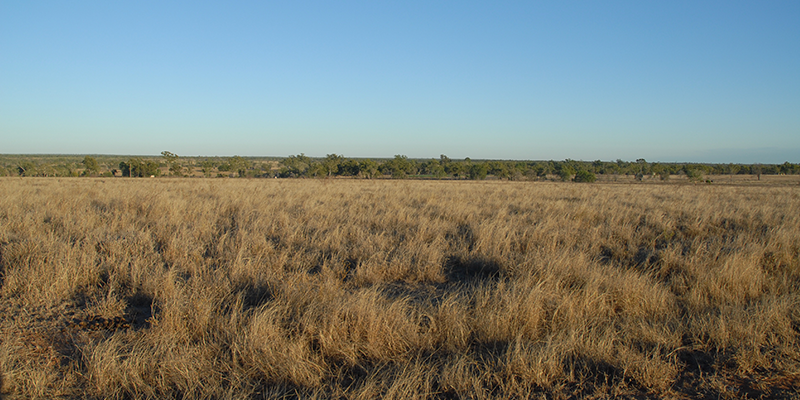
[1,178,799,399]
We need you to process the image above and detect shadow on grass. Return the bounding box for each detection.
[126,292,156,329]
[379,254,505,306]
[443,254,503,283]
[233,281,274,309]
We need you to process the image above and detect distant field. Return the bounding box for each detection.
[1,178,799,399]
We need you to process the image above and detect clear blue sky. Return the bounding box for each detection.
[2,1,798,163]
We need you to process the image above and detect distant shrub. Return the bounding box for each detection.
[82,156,100,176]
[684,168,703,181]
[557,163,575,181]
[119,159,161,177]
[467,163,488,180]
[573,170,596,183]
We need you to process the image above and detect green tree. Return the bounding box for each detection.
[683,165,703,181]
[82,156,100,176]
[322,154,343,177]
[161,151,178,162]
[359,159,379,179]
[573,170,597,183]
[557,163,575,182]
[487,161,511,179]
[727,163,740,176]
[382,155,413,178]
[17,161,37,176]
[118,162,128,177]
[444,161,465,178]
[339,158,361,176]
[779,161,795,175]
[227,156,249,177]
[143,161,161,177]
[307,162,327,177]
[636,158,650,175]
[419,159,444,178]
[652,163,670,180]
[429,161,446,179]
[120,158,160,177]
[201,160,216,177]
[591,160,604,174]
[752,164,762,180]
[467,163,489,180]
[162,151,183,176]
[281,154,311,177]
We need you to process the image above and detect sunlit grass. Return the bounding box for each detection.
[1,178,799,398]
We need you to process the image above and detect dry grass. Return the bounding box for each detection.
[1,177,799,399]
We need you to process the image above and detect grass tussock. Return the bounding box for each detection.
[1,178,799,399]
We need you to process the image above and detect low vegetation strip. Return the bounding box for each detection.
[0,178,799,399]
[2,153,798,182]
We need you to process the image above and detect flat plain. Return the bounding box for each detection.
[1,177,799,399]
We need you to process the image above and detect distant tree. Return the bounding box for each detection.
[429,161,446,179]
[119,161,133,177]
[779,161,795,175]
[573,170,596,183]
[120,158,160,177]
[487,161,511,179]
[444,161,465,178]
[82,156,100,176]
[467,163,489,180]
[17,161,38,177]
[761,164,776,174]
[752,164,762,180]
[590,160,603,174]
[169,161,183,176]
[537,161,555,178]
[359,159,379,179]
[322,154,343,177]
[162,151,183,176]
[727,163,740,176]
[161,151,178,162]
[307,162,327,177]
[651,163,670,180]
[683,166,703,182]
[603,162,620,175]
[142,161,161,177]
[339,158,361,177]
[281,154,311,177]
[382,155,414,178]
[227,156,249,177]
[419,159,444,178]
[201,160,216,177]
[557,163,575,182]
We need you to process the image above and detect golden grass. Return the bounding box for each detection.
[1,178,799,399]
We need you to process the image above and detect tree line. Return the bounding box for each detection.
[275,155,799,182]
[1,153,798,182]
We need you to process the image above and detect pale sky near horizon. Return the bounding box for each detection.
[1,1,798,163]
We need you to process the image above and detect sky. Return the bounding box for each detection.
[1,1,798,163]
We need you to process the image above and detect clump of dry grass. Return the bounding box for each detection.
[1,178,799,399]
